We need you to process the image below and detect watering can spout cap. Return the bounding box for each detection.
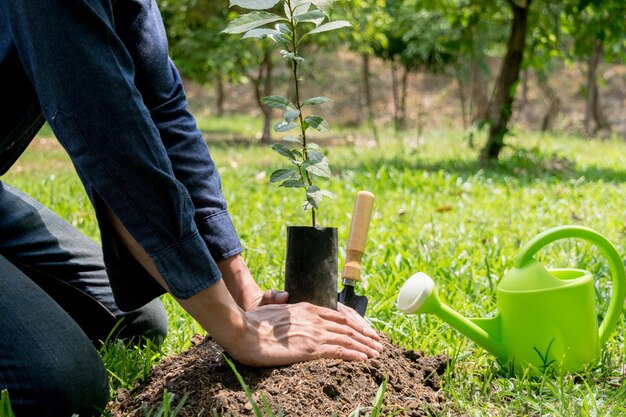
[498,258,567,292]
[397,272,437,314]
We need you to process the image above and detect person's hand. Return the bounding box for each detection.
[103,208,381,367]
[244,288,290,310]
[225,301,383,367]
[218,255,289,311]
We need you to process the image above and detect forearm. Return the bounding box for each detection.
[104,204,247,347]
[217,255,264,311]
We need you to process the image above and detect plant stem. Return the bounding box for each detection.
[287,0,316,227]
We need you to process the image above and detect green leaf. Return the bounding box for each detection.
[306,142,320,149]
[293,0,313,15]
[306,149,325,163]
[370,376,388,417]
[280,179,306,188]
[306,20,351,36]
[273,121,299,132]
[276,23,292,35]
[222,12,285,34]
[270,168,297,183]
[310,0,334,15]
[294,10,326,25]
[321,189,336,199]
[291,149,303,159]
[270,143,296,159]
[282,135,302,144]
[279,50,304,62]
[303,158,331,178]
[284,109,301,123]
[242,28,280,39]
[229,0,281,10]
[261,95,295,110]
[304,115,330,132]
[270,33,292,47]
[221,354,263,415]
[306,185,323,208]
[302,96,332,106]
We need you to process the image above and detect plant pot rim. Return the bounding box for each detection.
[287,225,337,229]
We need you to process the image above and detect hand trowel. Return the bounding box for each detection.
[338,191,375,316]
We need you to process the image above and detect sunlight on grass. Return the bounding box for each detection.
[2,121,625,416]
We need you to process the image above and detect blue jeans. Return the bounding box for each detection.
[0,182,168,416]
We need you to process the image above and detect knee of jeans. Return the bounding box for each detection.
[12,343,109,417]
[117,298,169,345]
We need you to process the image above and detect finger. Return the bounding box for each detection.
[317,345,368,362]
[337,303,381,341]
[318,331,381,359]
[322,322,383,356]
[315,305,382,344]
[260,289,289,306]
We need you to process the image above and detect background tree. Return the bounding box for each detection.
[160,0,278,142]
[562,0,626,136]
[337,0,391,145]
[523,1,566,132]
[480,0,532,164]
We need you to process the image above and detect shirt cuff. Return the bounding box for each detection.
[152,231,222,299]
[196,209,243,262]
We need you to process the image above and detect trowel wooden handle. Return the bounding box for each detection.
[342,191,375,281]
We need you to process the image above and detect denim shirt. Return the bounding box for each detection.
[0,0,242,311]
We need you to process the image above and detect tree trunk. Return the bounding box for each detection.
[261,50,273,144]
[470,52,490,124]
[390,57,401,132]
[584,40,611,136]
[361,53,380,145]
[518,68,529,116]
[537,72,560,132]
[399,66,409,131]
[215,73,225,117]
[480,0,531,164]
[251,48,273,144]
[454,63,469,130]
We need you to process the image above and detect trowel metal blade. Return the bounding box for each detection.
[338,285,368,316]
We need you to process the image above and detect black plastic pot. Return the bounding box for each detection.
[284,226,338,310]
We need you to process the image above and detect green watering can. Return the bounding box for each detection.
[397,225,626,374]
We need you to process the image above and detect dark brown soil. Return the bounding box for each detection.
[108,335,448,417]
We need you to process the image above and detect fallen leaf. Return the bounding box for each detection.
[571,211,583,221]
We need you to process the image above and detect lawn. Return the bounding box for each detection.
[2,121,626,416]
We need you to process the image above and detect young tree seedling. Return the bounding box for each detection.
[223,0,350,226]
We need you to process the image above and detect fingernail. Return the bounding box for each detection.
[375,342,383,351]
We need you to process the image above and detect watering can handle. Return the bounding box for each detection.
[515,225,626,345]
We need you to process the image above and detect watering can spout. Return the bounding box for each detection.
[397,272,508,362]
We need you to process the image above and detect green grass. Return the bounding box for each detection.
[2,122,626,416]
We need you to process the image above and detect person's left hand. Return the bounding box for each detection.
[243,289,290,311]
[218,254,290,311]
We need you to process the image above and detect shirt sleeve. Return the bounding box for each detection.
[1,0,240,306]
[149,60,243,264]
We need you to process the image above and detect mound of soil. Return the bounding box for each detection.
[108,335,448,416]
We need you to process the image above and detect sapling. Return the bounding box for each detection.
[223,0,350,226]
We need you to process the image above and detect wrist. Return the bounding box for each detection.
[218,254,263,310]
[176,279,250,351]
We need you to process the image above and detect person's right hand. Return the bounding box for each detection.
[223,301,383,367]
